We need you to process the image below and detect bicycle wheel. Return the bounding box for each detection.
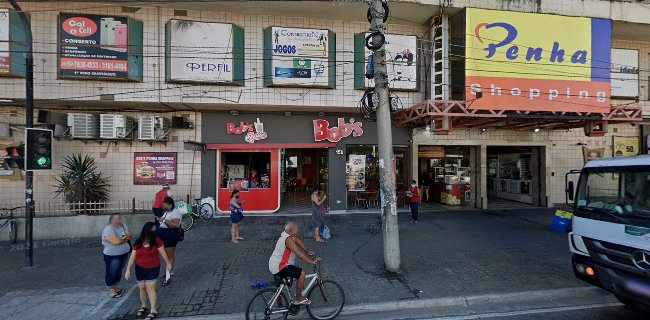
[199,203,214,221]
[8,219,17,244]
[246,287,289,320]
[182,214,193,232]
[306,280,345,320]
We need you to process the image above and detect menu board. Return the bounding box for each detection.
[134,152,177,185]
[347,154,366,191]
[58,13,143,81]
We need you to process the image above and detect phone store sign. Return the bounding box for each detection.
[313,118,363,143]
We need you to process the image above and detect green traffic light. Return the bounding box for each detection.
[37,156,50,166]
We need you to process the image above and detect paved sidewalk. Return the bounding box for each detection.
[0,208,583,319]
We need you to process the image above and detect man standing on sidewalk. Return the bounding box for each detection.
[152,184,171,222]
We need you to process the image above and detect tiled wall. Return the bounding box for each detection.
[0,107,202,209]
[0,2,427,109]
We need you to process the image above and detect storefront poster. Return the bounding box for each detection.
[134,152,177,185]
[418,145,445,158]
[582,147,606,164]
[465,8,611,113]
[264,27,335,87]
[356,33,417,90]
[347,154,366,191]
[0,9,9,74]
[58,13,143,80]
[166,20,243,84]
[610,48,639,98]
[613,136,640,157]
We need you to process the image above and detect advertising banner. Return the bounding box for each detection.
[58,13,142,80]
[264,27,335,87]
[134,152,177,185]
[166,20,243,84]
[613,136,640,157]
[610,48,639,98]
[347,154,366,191]
[0,9,9,74]
[466,8,612,113]
[582,147,606,164]
[357,33,417,90]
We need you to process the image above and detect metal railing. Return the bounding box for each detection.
[0,199,155,217]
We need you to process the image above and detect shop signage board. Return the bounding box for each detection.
[58,13,143,81]
[263,27,336,88]
[134,152,177,185]
[313,118,364,143]
[347,154,366,191]
[613,136,640,157]
[610,48,639,98]
[226,118,267,143]
[418,145,445,158]
[465,8,612,112]
[0,9,28,77]
[354,33,418,90]
[165,20,244,85]
[582,147,606,164]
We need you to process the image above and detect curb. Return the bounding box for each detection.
[163,286,604,320]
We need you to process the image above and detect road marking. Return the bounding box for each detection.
[419,303,621,320]
[104,284,138,319]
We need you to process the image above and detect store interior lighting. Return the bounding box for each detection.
[480,128,487,134]
[533,128,541,133]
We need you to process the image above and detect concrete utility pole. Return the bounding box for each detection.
[8,0,34,267]
[369,0,400,272]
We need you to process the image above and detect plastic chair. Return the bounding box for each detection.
[354,192,369,209]
[367,192,378,208]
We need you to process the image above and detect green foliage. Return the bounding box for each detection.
[54,154,111,204]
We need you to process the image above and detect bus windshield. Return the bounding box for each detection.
[576,166,650,219]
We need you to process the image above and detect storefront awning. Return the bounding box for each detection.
[394,100,643,134]
[206,143,336,150]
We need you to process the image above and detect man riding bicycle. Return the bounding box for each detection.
[268,221,320,305]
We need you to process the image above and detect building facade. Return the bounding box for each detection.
[0,0,648,213]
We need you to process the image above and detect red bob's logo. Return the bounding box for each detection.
[62,17,97,37]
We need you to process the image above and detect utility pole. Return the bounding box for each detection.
[8,0,34,267]
[369,0,400,272]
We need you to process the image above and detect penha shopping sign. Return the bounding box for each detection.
[465,8,611,113]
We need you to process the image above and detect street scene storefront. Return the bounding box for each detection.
[200,113,410,213]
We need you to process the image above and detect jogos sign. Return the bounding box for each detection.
[465,8,611,113]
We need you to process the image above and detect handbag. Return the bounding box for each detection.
[164,212,185,242]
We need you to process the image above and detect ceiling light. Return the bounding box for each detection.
[480,128,487,133]
[533,128,541,133]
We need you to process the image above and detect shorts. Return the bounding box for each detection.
[152,208,164,218]
[157,228,179,248]
[274,265,303,279]
[230,211,244,224]
[135,265,160,282]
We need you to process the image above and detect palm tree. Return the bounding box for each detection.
[54,154,111,206]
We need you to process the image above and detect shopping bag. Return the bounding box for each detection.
[176,200,191,215]
[320,225,331,240]
[550,210,573,233]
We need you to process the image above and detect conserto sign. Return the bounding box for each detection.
[465,8,612,113]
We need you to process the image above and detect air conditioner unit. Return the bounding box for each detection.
[138,116,170,141]
[100,114,135,139]
[67,113,99,139]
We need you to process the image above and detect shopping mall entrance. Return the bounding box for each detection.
[280,149,328,214]
[487,146,545,206]
[417,146,477,208]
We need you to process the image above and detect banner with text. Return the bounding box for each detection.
[134,152,177,185]
[465,8,611,112]
[610,48,639,98]
[355,33,418,90]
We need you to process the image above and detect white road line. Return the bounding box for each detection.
[419,303,622,320]
[103,284,138,319]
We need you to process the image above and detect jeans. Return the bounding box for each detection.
[409,202,419,221]
[103,252,129,289]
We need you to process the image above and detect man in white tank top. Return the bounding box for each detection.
[268,221,320,305]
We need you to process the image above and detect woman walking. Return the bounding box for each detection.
[156,197,182,286]
[229,190,245,243]
[409,180,421,223]
[311,186,327,243]
[102,213,132,298]
[125,222,171,320]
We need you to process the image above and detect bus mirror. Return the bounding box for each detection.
[567,181,575,202]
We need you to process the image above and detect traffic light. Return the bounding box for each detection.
[25,128,53,171]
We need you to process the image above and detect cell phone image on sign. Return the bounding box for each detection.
[100,17,114,46]
[113,24,128,52]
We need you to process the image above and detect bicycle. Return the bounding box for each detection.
[246,257,345,320]
[174,200,194,232]
[0,207,20,244]
[189,198,215,222]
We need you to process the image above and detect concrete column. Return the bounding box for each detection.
[479,144,488,209]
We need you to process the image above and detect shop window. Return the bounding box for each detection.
[221,152,271,191]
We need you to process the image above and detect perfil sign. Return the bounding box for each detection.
[466,8,611,113]
[264,27,335,88]
[314,118,363,143]
[610,49,639,98]
[355,33,418,90]
[166,20,244,85]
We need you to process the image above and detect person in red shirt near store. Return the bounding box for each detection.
[409,180,422,224]
[152,184,171,222]
[125,222,171,320]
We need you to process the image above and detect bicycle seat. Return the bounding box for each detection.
[273,276,292,287]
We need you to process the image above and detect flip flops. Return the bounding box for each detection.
[294,298,311,305]
[136,307,148,317]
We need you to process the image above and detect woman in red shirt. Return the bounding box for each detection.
[409,180,421,223]
[125,222,171,320]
